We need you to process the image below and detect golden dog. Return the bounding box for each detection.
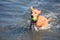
[30,6,51,31]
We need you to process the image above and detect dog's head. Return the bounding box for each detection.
[30,6,41,21]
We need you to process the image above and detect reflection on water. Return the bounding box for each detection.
[0,0,60,40]
[29,31,42,40]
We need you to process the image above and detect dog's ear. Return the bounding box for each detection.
[36,10,41,15]
[30,6,34,11]
[39,11,41,14]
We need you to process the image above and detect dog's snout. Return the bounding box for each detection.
[31,15,33,18]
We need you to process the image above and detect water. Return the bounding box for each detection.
[0,0,60,40]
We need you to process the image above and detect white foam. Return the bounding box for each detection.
[34,26,39,31]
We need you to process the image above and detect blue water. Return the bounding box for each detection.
[0,0,60,40]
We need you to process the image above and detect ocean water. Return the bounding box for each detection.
[0,0,60,40]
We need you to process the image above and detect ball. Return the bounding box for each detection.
[31,17,37,21]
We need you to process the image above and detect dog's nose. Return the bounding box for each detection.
[31,15,33,18]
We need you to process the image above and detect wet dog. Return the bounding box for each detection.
[30,6,51,31]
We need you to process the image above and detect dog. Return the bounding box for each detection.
[30,6,51,31]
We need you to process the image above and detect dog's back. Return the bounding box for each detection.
[36,16,48,27]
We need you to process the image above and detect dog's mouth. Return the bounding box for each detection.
[31,15,37,21]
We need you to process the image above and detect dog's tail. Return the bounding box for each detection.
[48,18,52,22]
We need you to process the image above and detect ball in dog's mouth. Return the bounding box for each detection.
[31,17,37,21]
